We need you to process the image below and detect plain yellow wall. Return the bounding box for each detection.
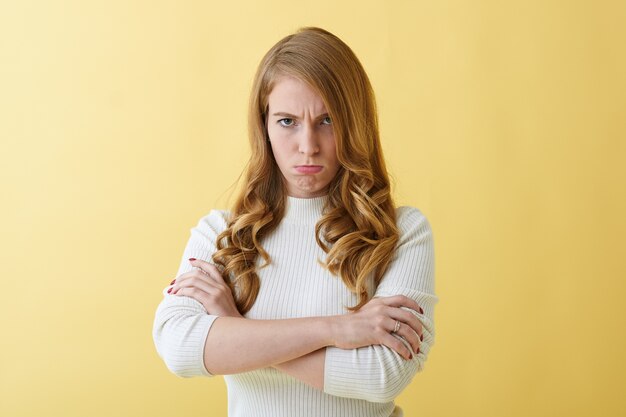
[1,1,625,416]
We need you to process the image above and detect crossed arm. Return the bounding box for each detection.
[186,261,424,391]
[153,206,436,402]
[203,316,330,389]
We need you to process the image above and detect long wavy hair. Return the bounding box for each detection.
[212,26,400,314]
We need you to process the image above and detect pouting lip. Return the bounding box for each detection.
[294,165,324,174]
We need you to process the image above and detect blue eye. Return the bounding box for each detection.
[278,118,294,127]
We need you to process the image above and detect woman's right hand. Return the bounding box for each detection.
[330,295,423,360]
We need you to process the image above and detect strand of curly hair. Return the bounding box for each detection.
[211,164,399,315]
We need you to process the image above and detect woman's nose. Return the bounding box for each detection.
[298,125,320,155]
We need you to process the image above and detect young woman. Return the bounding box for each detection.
[153,26,437,417]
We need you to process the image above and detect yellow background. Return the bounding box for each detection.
[1,1,625,416]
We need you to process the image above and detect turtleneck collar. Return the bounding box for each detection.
[282,194,328,225]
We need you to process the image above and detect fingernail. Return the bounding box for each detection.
[417,348,420,354]
[420,334,423,341]
[188,258,196,261]
[409,353,413,359]
[167,287,172,293]
[419,307,424,314]
[170,279,176,285]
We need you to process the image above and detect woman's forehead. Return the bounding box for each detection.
[267,76,327,116]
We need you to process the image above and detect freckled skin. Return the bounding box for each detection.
[266,76,341,198]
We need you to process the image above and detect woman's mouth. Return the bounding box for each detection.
[295,165,323,174]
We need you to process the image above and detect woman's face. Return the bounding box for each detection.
[266,75,341,198]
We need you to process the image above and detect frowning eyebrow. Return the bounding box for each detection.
[272,112,329,119]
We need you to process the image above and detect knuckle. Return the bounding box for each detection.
[411,319,421,331]
[413,334,421,349]
[398,295,410,304]
[417,321,423,332]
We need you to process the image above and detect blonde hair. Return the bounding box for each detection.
[212,26,399,314]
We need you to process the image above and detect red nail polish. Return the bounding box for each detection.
[419,307,424,314]
[417,348,420,354]
[409,353,413,359]
[189,258,196,261]
[420,334,423,341]
[170,279,176,285]
[167,287,172,293]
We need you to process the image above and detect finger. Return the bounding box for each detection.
[385,306,423,340]
[201,263,228,285]
[378,295,424,314]
[173,286,211,306]
[393,321,421,354]
[187,257,210,276]
[189,258,226,284]
[382,333,413,360]
[399,308,424,340]
[171,276,220,296]
[189,257,218,273]
[173,269,215,286]
[388,316,421,354]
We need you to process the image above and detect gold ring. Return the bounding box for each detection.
[393,320,401,333]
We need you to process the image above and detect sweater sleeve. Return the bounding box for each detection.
[152,209,230,378]
[323,206,438,403]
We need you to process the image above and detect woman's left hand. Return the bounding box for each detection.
[169,258,242,318]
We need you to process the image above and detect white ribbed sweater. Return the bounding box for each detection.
[153,195,437,417]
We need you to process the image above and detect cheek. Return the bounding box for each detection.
[268,124,293,144]
[269,139,294,167]
[325,140,339,168]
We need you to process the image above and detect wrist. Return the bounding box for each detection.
[325,315,342,347]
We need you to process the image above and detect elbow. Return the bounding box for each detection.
[160,353,193,378]
[370,373,415,403]
[152,302,217,378]
[361,378,411,403]
[355,354,422,403]
[369,347,431,403]
[365,391,400,403]
[153,327,206,378]
[154,330,213,378]
[161,353,206,378]
[324,343,428,403]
